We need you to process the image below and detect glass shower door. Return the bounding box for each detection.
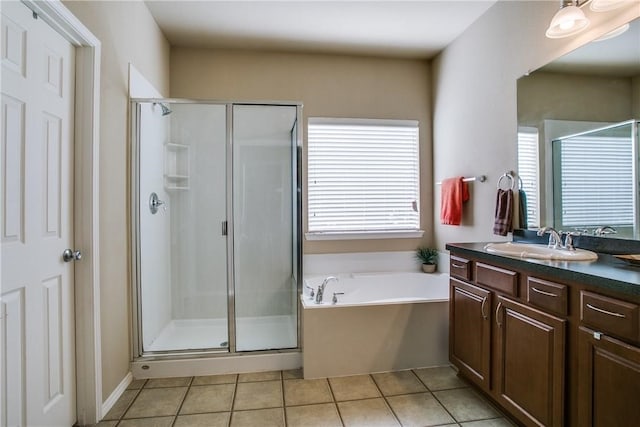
[137,102,229,353]
[232,104,299,351]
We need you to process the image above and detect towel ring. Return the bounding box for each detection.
[497,173,515,190]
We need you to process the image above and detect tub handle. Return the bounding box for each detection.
[304,284,315,299]
[495,302,503,328]
[481,297,488,319]
[332,292,345,304]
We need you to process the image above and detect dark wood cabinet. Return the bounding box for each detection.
[495,296,566,427]
[448,246,640,427]
[577,326,640,426]
[449,278,491,389]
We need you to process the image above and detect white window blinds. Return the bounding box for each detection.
[307,118,420,234]
[556,135,633,227]
[517,128,539,228]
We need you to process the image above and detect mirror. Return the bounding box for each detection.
[517,17,640,238]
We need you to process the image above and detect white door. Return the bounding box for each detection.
[1,1,76,426]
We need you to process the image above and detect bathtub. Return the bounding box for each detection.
[301,272,449,379]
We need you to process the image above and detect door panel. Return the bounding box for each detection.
[496,296,565,427]
[449,278,492,390]
[1,2,76,425]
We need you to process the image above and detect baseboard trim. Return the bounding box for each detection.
[101,372,132,418]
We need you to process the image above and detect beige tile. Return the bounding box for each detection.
[434,388,500,423]
[238,370,282,382]
[284,379,333,406]
[127,379,147,390]
[372,371,426,396]
[329,375,380,401]
[338,398,400,427]
[231,408,285,427]
[387,392,455,427]
[93,422,118,427]
[124,387,188,418]
[180,384,235,414]
[461,418,515,426]
[174,412,231,427]
[144,376,192,388]
[283,368,303,380]
[191,373,237,386]
[117,417,174,427]
[286,403,342,427]
[233,380,283,410]
[102,389,139,420]
[414,366,467,391]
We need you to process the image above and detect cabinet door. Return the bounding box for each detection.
[450,278,492,390]
[578,326,640,427]
[495,296,566,427]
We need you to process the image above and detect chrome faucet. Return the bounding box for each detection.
[537,227,562,249]
[315,276,338,304]
[594,225,617,236]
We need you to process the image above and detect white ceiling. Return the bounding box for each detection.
[145,0,498,59]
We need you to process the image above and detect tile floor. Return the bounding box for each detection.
[96,366,515,427]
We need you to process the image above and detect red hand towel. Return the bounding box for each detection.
[441,177,469,225]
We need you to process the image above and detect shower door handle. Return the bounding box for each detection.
[222,221,228,236]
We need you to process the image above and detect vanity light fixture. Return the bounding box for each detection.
[546,0,590,39]
[589,0,631,12]
[593,22,630,41]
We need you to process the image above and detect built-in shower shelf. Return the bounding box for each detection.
[164,143,190,190]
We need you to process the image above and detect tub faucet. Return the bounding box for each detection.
[537,227,562,249]
[315,276,338,304]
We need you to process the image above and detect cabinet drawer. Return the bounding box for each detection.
[526,277,568,316]
[450,256,472,281]
[476,262,518,296]
[580,291,639,343]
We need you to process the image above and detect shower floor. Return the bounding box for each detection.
[146,315,297,352]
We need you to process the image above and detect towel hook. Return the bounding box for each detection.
[497,172,515,190]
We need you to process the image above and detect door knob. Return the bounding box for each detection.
[62,249,82,262]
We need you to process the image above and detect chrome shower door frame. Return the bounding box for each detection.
[129,98,303,360]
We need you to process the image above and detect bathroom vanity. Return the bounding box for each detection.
[446,242,640,427]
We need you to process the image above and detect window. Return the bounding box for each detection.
[307,118,420,238]
[553,132,633,230]
[517,127,539,228]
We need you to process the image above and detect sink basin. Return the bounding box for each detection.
[484,242,598,261]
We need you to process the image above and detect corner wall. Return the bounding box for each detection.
[62,0,170,400]
[432,0,639,249]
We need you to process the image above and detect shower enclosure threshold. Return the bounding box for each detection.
[145,315,297,353]
[131,349,302,379]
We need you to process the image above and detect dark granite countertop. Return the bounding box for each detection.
[446,241,640,299]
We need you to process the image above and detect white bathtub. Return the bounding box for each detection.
[301,272,450,379]
[302,272,449,307]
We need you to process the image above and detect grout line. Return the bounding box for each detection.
[174,377,194,425]
[369,373,404,426]
[281,370,288,427]
[325,376,346,427]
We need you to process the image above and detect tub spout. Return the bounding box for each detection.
[315,276,339,304]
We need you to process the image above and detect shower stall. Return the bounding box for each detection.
[130,100,302,367]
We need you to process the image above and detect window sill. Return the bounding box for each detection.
[305,230,424,241]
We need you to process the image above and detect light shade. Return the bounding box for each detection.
[546,4,590,38]
[594,23,630,41]
[590,0,630,12]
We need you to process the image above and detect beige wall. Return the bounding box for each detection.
[432,0,639,249]
[518,72,633,125]
[633,76,640,117]
[170,49,432,253]
[63,0,170,399]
